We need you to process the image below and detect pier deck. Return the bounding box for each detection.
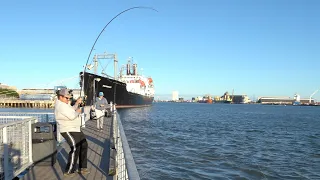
[21,117,114,180]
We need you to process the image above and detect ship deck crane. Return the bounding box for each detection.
[309,89,319,103]
[91,52,118,80]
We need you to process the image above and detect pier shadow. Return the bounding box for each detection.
[86,135,104,147]
[99,138,111,177]
[20,149,62,180]
[3,143,22,180]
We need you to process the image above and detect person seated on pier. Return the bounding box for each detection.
[94,91,109,132]
[54,88,90,177]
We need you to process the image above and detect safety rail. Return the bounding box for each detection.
[0,112,54,180]
[0,116,37,180]
[0,112,55,124]
[111,104,141,180]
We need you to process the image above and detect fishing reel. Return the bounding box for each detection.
[78,96,87,107]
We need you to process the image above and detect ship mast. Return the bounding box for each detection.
[93,55,98,74]
[93,52,118,80]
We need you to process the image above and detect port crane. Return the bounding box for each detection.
[309,89,319,103]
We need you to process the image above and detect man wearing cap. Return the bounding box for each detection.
[54,88,90,177]
[94,91,109,131]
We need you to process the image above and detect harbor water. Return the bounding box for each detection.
[118,103,320,180]
[1,103,319,179]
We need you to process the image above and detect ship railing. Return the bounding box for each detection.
[101,72,116,80]
[111,103,140,180]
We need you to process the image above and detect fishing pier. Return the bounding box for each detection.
[0,106,140,180]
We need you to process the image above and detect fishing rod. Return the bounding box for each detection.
[80,6,158,101]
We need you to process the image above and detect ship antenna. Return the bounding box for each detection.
[80,6,158,98]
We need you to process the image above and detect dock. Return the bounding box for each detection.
[21,117,114,180]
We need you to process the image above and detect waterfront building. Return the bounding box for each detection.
[172,91,179,101]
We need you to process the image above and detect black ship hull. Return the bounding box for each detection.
[214,100,232,104]
[81,72,154,108]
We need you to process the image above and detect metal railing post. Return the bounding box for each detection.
[81,112,85,128]
[3,126,9,180]
[28,120,33,164]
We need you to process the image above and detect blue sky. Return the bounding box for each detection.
[1,0,319,100]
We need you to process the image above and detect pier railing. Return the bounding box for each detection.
[0,112,55,124]
[0,116,38,180]
[0,113,54,180]
[111,104,141,180]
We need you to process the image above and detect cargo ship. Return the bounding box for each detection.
[214,91,233,104]
[197,95,213,104]
[80,53,154,108]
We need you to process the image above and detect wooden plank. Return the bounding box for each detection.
[21,117,115,180]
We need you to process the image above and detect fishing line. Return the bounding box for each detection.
[80,6,158,99]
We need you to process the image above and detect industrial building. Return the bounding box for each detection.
[257,96,315,105]
[172,91,179,101]
[214,91,251,104]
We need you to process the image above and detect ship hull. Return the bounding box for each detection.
[81,72,154,108]
[214,100,232,104]
[198,99,213,104]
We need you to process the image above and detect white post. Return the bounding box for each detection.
[81,113,85,128]
[3,127,9,180]
[114,104,117,114]
[28,120,33,164]
[57,122,62,143]
[93,79,96,105]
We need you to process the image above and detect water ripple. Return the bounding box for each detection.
[119,103,320,180]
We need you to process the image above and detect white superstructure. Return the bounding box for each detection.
[86,53,155,98]
[118,60,155,97]
[294,94,301,102]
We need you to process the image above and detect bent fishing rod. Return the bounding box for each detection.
[79,6,158,105]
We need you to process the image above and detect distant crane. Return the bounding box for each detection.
[309,89,319,103]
